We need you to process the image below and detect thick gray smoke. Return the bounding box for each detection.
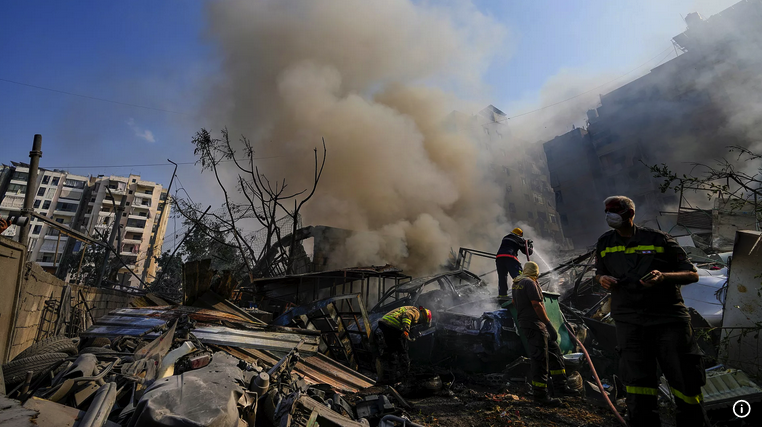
[203,0,511,275]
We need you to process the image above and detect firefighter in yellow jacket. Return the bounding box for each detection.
[378,306,432,376]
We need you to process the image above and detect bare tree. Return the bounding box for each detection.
[647,145,761,229]
[177,128,327,279]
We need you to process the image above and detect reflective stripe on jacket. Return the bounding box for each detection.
[380,306,421,333]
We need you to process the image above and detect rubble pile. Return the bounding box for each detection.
[2,244,762,426]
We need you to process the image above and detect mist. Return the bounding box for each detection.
[202,0,511,275]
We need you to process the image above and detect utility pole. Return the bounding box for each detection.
[19,135,42,248]
[94,187,127,288]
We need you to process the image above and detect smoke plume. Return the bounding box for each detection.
[203,0,510,275]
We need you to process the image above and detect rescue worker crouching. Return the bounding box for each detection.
[377,306,432,381]
[595,195,705,427]
[496,227,533,298]
[512,261,578,407]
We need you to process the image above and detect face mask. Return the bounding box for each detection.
[606,212,624,229]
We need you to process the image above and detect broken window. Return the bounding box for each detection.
[42,175,50,184]
[42,200,51,209]
[51,177,59,186]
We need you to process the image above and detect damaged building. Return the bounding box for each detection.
[544,0,762,249]
[446,105,572,249]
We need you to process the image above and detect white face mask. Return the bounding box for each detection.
[606,212,624,229]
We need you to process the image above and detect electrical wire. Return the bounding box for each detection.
[505,46,674,120]
[43,156,284,170]
[0,77,189,115]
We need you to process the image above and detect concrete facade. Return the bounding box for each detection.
[0,163,89,274]
[543,0,762,249]
[82,175,171,287]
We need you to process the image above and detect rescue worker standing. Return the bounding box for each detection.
[595,195,704,427]
[378,306,432,378]
[512,261,576,406]
[496,228,533,297]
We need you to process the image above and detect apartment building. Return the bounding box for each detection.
[82,175,171,287]
[0,162,90,273]
[1,164,171,287]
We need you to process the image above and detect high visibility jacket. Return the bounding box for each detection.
[595,225,697,325]
[496,233,533,260]
[380,306,421,333]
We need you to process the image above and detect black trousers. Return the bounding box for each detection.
[496,257,522,296]
[378,322,410,374]
[522,327,568,397]
[616,321,706,427]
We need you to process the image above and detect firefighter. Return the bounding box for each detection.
[496,227,533,297]
[377,305,432,378]
[512,261,577,406]
[595,195,704,427]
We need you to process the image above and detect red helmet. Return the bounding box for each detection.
[419,306,432,323]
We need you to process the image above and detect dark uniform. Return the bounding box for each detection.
[595,225,705,427]
[496,233,533,296]
[512,277,568,399]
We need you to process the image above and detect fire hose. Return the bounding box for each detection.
[561,315,628,426]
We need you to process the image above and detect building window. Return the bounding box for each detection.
[55,218,64,224]
[549,213,557,224]
[63,179,85,188]
[126,202,130,206]
[51,177,59,186]
[132,179,136,183]
[7,183,26,193]
[42,175,50,184]
[527,211,534,219]
[32,225,42,235]
[521,178,527,186]
[37,188,45,196]
[33,199,41,208]
[139,212,147,217]
[42,200,51,209]
[11,171,29,181]
[91,198,96,202]
[533,193,543,204]
[129,190,133,194]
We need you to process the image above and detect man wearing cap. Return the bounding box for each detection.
[595,195,704,426]
[496,227,534,298]
[512,261,575,406]
[377,306,432,379]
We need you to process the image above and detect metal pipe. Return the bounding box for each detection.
[19,134,42,247]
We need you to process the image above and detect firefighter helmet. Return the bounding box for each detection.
[512,227,523,237]
[419,306,432,324]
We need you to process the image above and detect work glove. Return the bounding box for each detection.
[546,324,559,342]
[527,239,534,249]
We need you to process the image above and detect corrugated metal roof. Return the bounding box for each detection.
[82,307,321,354]
[222,347,374,394]
[702,369,762,408]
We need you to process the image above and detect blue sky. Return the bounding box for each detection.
[0,0,738,197]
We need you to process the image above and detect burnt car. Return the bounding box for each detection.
[368,269,496,324]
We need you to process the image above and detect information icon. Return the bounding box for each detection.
[733,400,751,418]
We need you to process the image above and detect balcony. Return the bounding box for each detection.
[120,251,139,257]
[53,209,77,217]
[43,234,68,241]
[128,214,150,220]
[123,238,142,245]
[125,226,144,234]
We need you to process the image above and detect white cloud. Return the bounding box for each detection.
[126,118,156,143]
